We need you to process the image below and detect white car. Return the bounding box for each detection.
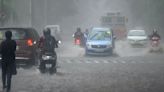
[127,30,148,45]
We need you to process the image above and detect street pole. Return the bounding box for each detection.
[29,0,32,27]
[44,0,47,26]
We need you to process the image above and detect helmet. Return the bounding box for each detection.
[43,28,51,36]
[77,27,81,32]
[153,28,157,33]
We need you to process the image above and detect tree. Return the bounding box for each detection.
[0,0,12,26]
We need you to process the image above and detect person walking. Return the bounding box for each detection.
[0,31,17,92]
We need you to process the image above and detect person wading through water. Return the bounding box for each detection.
[0,31,17,92]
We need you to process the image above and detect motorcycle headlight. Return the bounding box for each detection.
[42,55,51,60]
[42,54,56,60]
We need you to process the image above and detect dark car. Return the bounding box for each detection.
[0,27,40,65]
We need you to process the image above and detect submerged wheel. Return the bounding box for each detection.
[49,67,57,74]
[49,61,57,74]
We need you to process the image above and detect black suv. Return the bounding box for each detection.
[0,27,40,65]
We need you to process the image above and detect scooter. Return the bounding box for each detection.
[75,37,81,45]
[149,36,161,52]
[39,51,57,74]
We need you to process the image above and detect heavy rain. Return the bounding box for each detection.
[0,0,164,92]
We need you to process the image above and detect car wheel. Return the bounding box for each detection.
[49,67,57,75]
[109,49,113,55]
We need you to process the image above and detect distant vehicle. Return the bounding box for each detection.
[72,28,85,47]
[45,25,62,42]
[100,12,128,40]
[75,37,81,45]
[85,27,115,55]
[127,30,148,46]
[0,27,40,65]
[149,36,161,52]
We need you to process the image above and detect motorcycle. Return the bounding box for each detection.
[39,51,57,74]
[75,37,81,45]
[73,33,84,46]
[38,41,60,74]
[149,36,161,52]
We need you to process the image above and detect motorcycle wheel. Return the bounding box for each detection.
[49,67,57,75]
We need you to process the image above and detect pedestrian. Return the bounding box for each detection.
[0,31,17,92]
[83,29,89,46]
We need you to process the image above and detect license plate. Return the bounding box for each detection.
[94,49,104,52]
[46,64,52,68]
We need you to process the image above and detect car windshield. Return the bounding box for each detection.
[0,29,27,40]
[128,30,146,36]
[89,30,112,40]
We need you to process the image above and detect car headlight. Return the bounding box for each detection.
[33,41,37,44]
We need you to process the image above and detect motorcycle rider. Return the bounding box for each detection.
[38,28,58,72]
[150,29,161,40]
[149,29,162,52]
[73,27,84,45]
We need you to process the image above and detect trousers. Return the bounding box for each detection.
[1,62,12,90]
